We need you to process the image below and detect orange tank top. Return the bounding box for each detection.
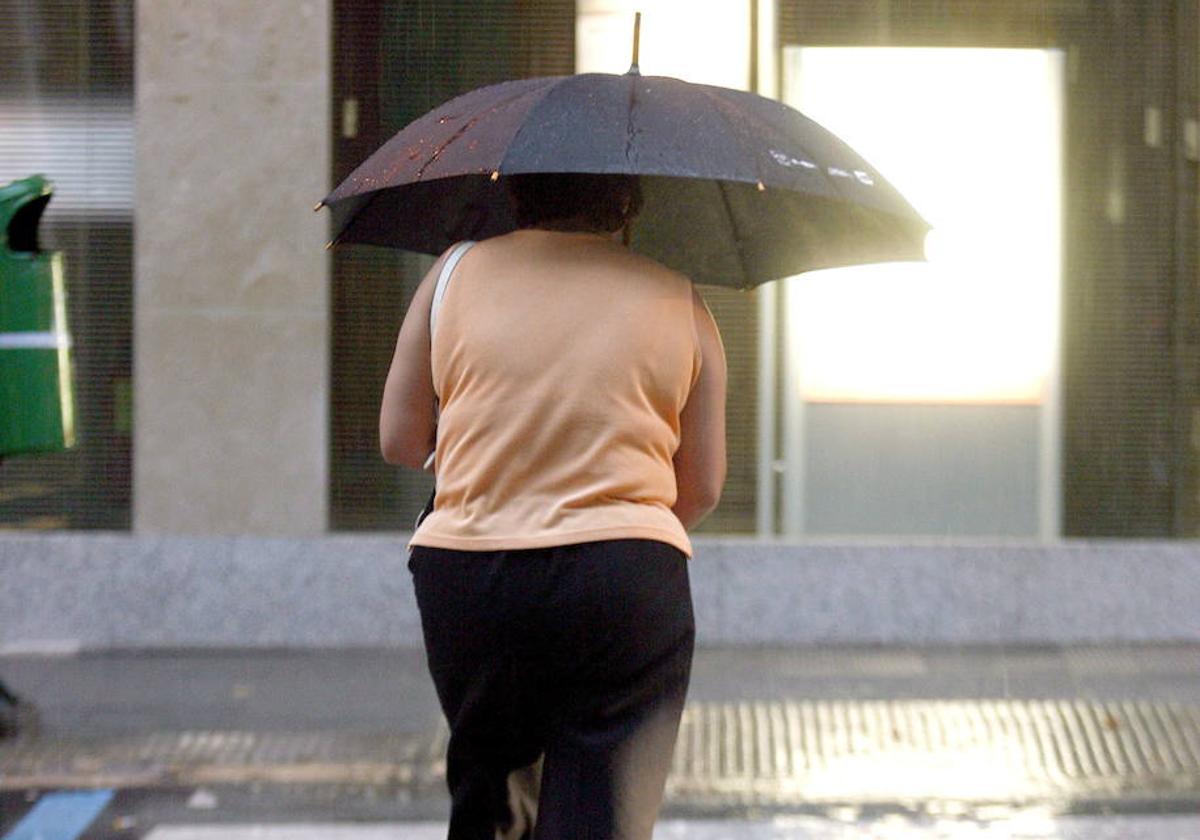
[409,228,702,557]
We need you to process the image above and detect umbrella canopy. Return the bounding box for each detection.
[320,71,929,289]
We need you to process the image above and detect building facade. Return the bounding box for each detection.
[2,0,1198,540]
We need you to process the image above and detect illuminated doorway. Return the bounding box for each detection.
[779,47,1064,538]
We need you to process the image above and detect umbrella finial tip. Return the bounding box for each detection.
[630,11,642,73]
[490,170,500,182]
[313,201,325,212]
[324,240,335,251]
[756,181,766,192]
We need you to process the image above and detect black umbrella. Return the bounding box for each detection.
[319,68,928,289]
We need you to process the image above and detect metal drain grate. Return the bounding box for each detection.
[668,700,1200,804]
[3,700,1199,805]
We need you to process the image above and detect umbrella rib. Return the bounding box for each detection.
[693,85,771,186]
[715,179,752,289]
[698,86,910,230]
[414,80,560,180]
[696,85,837,196]
[329,189,384,248]
[624,72,639,164]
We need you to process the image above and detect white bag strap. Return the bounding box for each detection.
[422,240,475,473]
[430,240,476,341]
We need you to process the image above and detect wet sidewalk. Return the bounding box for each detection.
[1,645,1198,834]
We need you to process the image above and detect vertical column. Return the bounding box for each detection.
[755,0,780,536]
[134,1,331,534]
[1176,0,1200,535]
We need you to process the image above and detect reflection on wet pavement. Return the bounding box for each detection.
[668,699,1200,807]
[5,699,1198,813]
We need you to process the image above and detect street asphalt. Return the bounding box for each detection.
[0,645,1197,838]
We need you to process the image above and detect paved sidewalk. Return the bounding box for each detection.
[1,645,1198,836]
[6,646,1199,736]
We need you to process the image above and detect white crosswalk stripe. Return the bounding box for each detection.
[140,815,1200,840]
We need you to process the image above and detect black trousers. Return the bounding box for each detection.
[409,539,695,840]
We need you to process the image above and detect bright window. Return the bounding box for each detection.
[784,47,1064,405]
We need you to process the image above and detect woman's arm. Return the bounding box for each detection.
[672,286,727,529]
[379,250,452,469]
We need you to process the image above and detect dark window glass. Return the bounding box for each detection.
[329,0,761,533]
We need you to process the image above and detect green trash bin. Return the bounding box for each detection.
[0,174,76,456]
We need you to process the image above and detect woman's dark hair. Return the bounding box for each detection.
[506,173,643,233]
